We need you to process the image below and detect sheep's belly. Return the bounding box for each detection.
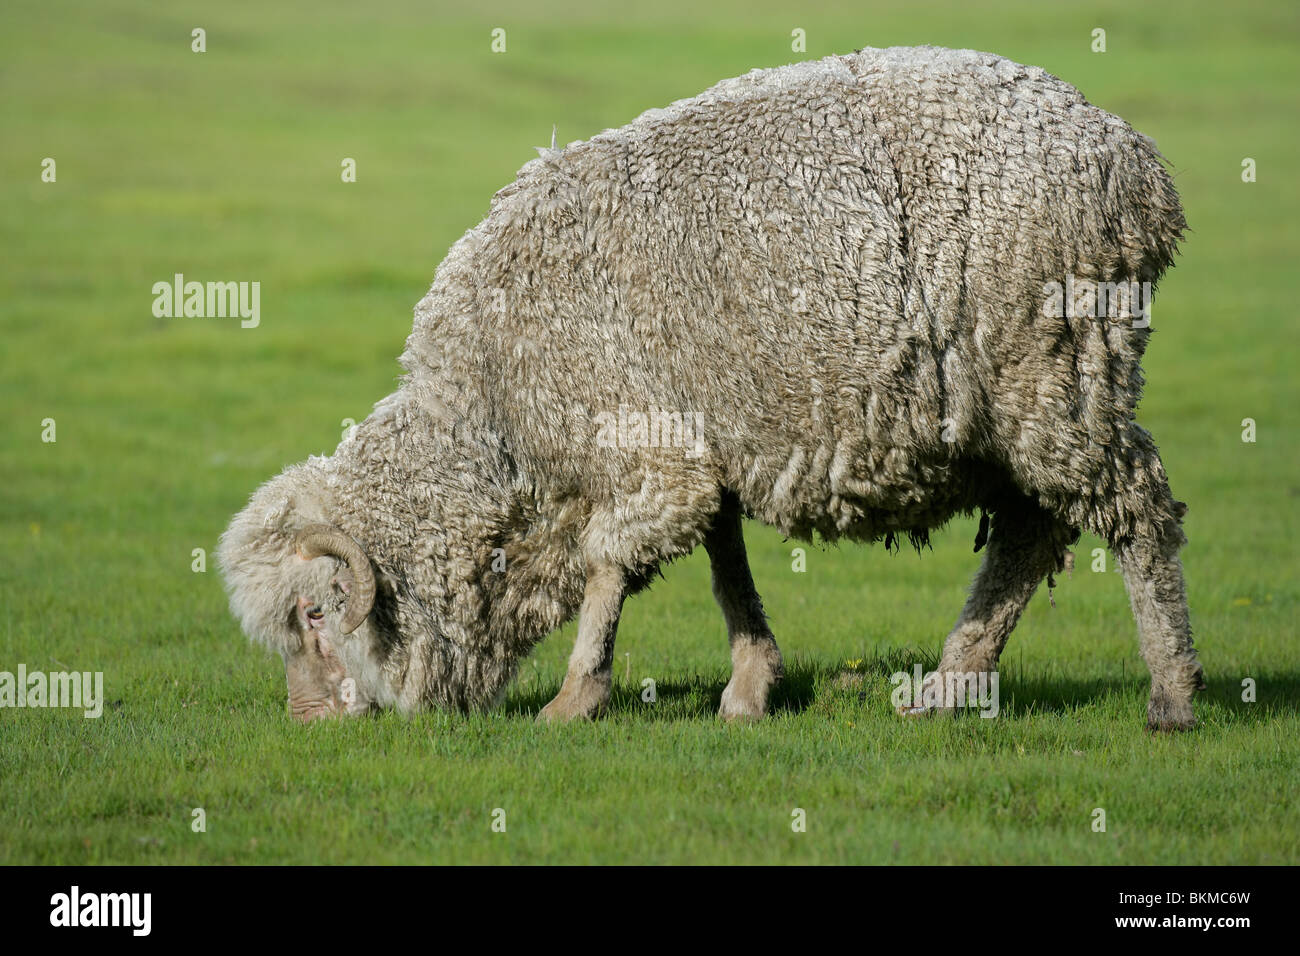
[730,437,988,543]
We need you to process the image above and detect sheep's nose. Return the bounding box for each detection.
[291,696,338,723]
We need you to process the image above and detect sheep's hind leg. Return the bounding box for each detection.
[537,561,626,723]
[909,499,1072,716]
[705,492,784,721]
[1104,432,1204,731]
[1117,528,1203,731]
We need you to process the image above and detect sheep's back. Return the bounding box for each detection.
[404,46,1184,539]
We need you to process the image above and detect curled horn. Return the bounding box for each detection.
[294,524,376,634]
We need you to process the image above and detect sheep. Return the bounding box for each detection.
[219,45,1203,730]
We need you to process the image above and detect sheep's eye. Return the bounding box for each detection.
[306,606,324,621]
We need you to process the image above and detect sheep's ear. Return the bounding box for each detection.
[332,570,353,596]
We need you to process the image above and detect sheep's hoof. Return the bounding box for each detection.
[1146,717,1198,733]
[536,677,608,723]
[718,679,770,722]
[718,642,781,722]
[1146,694,1197,733]
[899,702,951,717]
[897,702,957,720]
[536,699,596,723]
[718,701,765,723]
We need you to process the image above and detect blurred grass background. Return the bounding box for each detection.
[0,0,1297,863]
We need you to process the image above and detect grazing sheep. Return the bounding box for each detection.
[219,45,1203,730]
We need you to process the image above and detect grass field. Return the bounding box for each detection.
[2,0,1297,864]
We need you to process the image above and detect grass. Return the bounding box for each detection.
[1,0,1297,864]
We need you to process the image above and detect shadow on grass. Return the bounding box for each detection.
[500,667,821,721]
[979,671,1300,723]
[501,648,909,721]
[501,646,1300,725]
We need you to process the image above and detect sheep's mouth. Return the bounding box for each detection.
[290,695,340,723]
[285,650,359,722]
[291,690,372,722]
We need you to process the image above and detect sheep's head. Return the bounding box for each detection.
[221,424,523,719]
[219,470,385,723]
[282,525,376,722]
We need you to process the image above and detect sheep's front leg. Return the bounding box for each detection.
[705,492,784,721]
[537,562,626,723]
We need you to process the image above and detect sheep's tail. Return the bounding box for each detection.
[1123,131,1187,286]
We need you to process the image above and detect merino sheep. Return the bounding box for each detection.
[219,46,1203,730]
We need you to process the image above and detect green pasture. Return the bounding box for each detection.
[1,0,1296,863]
